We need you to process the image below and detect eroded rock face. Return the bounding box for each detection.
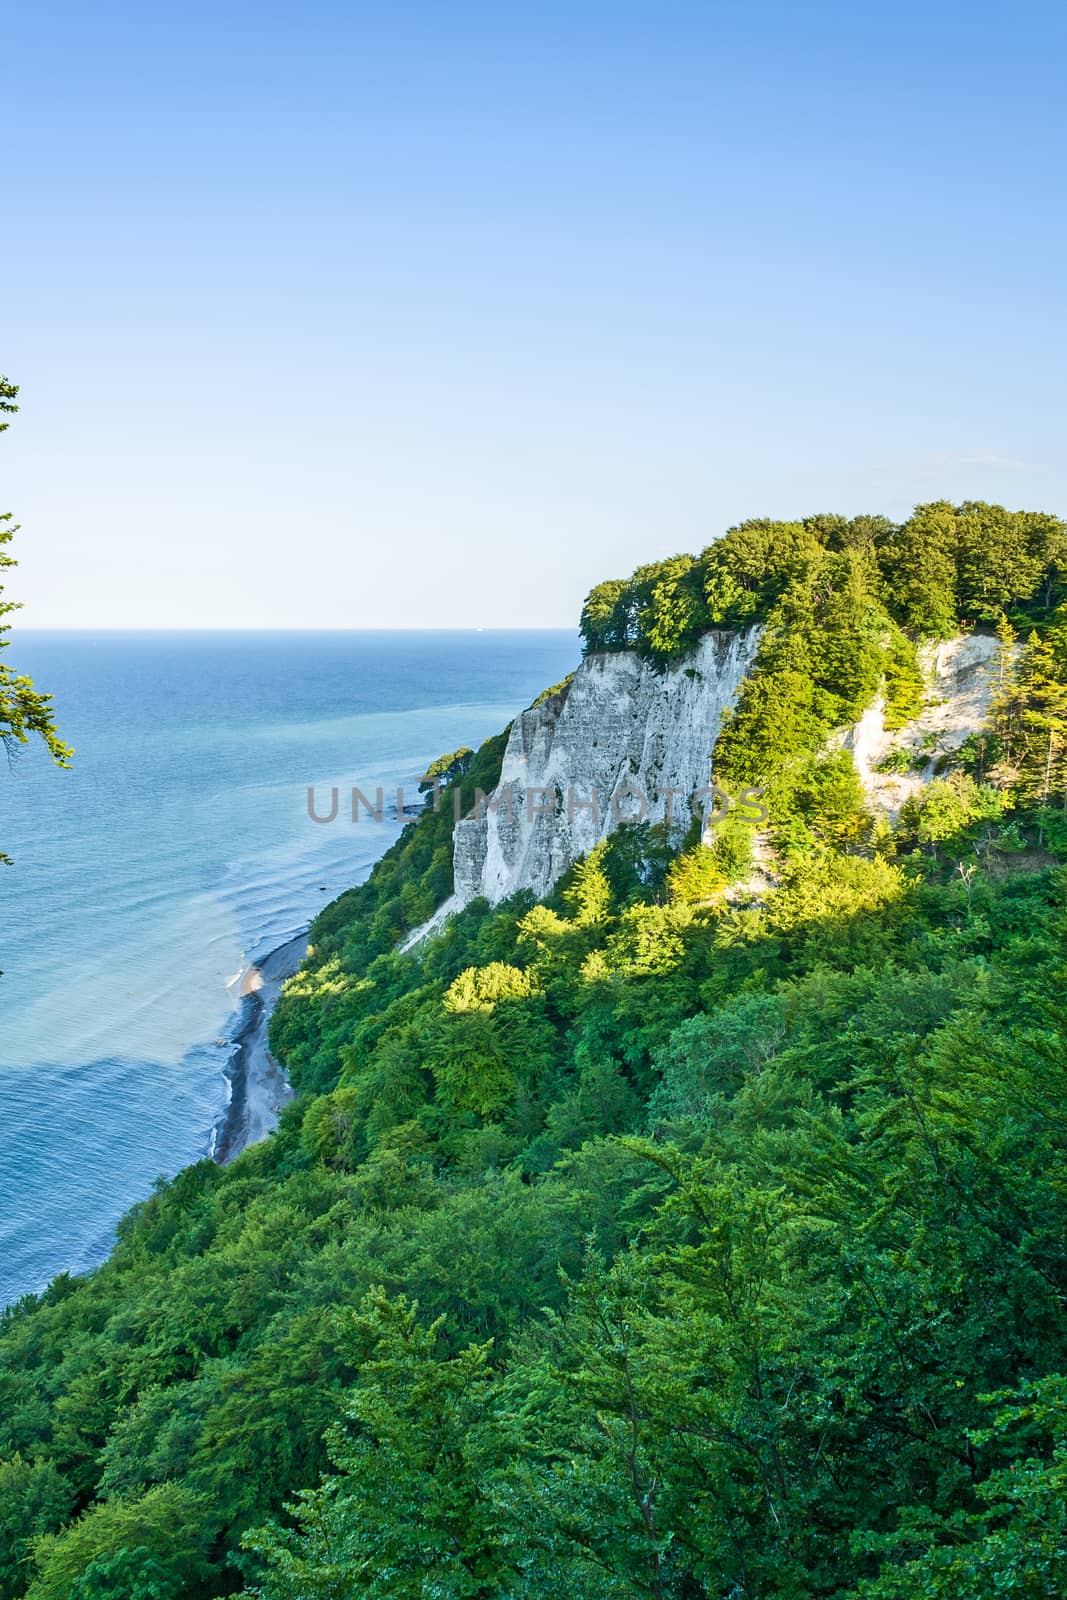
[843,632,1008,817]
[400,626,1008,951]
[452,627,762,907]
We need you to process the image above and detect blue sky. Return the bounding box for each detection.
[4,1,1065,627]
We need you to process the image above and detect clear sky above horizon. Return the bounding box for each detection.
[4,1,1066,629]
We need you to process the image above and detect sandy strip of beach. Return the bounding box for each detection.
[212,932,309,1164]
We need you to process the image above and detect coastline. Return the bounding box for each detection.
[212,931,309,1164]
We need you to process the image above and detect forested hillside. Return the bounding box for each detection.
[3,505,1067,1599]
[579,502,1067,660]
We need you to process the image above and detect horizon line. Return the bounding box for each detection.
[13,624,580,634]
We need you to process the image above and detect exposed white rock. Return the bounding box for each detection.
[400,893,461,952]
[399,626,1009,952]
[843,631,1008,817]
[724,827,780,905]
[451,628,761,909]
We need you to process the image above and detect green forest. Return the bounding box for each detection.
[4,504,1067,1598]
[578,503,1067,662]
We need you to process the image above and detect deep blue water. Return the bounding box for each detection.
[0,630,577,1306]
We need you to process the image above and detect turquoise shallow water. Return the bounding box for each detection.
[0,630,577,1306]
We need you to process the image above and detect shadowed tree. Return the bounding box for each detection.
[0,376,71,863]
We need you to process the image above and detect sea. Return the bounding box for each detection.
[0,630,577,1307]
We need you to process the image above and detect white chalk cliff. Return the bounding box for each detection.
[405,629,760,945]
[457,627,761,905]
[405,627,1006,946]
[842,632,1006,817]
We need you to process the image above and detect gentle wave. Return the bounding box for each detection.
[0,630,579,1305]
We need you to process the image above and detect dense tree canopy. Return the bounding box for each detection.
[579,503,1067,664]
[3,529,1067,1597]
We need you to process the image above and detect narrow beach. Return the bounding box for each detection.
[213,931,309,1164]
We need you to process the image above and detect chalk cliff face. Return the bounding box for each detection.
[451,627,761,908]
[842,632,1006,817]
[404,627,1006,946]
